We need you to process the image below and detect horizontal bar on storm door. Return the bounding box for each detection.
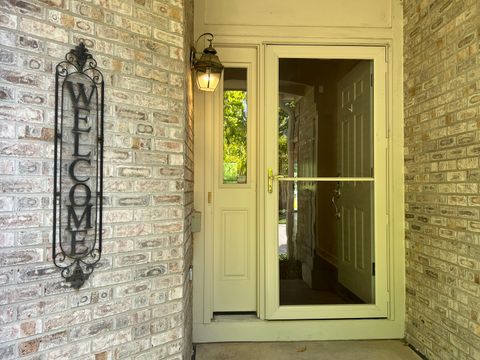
[274,176,374,182]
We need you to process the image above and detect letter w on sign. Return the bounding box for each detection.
[65,81,96,108]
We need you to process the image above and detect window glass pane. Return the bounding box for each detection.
[277,59,375,306]
[223,68,248,184]
[278,180,374,305]
[278,59,373,178]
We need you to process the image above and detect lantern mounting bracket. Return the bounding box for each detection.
[190,32,215,67]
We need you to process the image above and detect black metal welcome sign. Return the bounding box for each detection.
[53,43,104,289]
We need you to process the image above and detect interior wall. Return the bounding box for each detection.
[0,0,193,358]
[404,0,480,359]
[315,72,338,266]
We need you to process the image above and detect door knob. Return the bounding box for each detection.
[332,181,341,219]
[332,196,341,219]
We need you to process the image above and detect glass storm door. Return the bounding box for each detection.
[265,45,389,319]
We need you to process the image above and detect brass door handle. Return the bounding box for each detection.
[268,168,285,193]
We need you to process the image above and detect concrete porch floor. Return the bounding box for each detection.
[195,340,422,360]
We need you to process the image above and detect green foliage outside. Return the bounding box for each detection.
[278,101,297,224]
[278,101,296,174]
[223,90,248,183]
[278,106,289,176]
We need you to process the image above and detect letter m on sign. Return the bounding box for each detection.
[67,205,93,230]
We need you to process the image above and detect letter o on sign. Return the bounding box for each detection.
[69,183,92,206]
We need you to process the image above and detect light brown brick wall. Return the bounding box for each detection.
[404,0,480,359]
[0,0,193,359]
[182,0,194,358]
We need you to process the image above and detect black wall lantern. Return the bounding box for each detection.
[191,32,224,91]
[53,43,104,289]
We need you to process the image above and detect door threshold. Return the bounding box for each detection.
[213,312,259,322]
[194,318,404,343]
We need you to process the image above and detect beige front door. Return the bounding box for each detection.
[211,47,258,312]
[337,61,375,303]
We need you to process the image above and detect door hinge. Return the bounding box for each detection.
[370,73,374,87]
[372,262,376,277]
[189,265,193,281]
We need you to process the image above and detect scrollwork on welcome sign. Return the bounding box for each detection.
[53,43,104,289]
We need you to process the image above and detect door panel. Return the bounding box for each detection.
[213,47,257,312]
[222,210,248,277]
[265,45,388,320]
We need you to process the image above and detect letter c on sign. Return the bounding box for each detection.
[69,158,91,183]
